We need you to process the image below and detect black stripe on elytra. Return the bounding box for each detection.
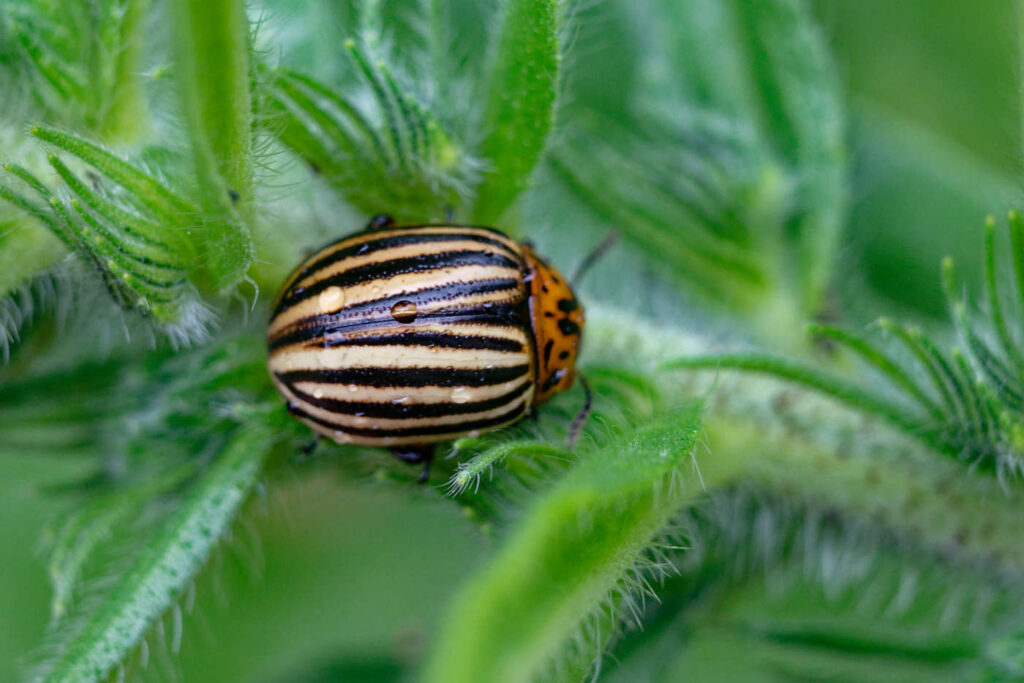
[297,230,519,285]
[288,379,531,419]
[270,307,528,354]
[272,328,524,355]
[294,399,527,438]
[268,278,524,350]
[320,331,525,352]
[277,247,521,314]
[276,363,529,388]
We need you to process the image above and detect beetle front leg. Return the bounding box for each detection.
[389,445,434,484]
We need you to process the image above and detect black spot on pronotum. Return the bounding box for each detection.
[544,311,555,318]
[557,298,578,313]
[558,318,580,336]
[559,350,569,360]
[543,339,554,364]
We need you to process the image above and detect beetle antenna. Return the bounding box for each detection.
[571,232,618,285]
[567,375,593,448]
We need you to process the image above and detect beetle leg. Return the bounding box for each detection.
[389,445,434,484]
[367,213,396,230]
[301,434,322,455]
[566,375,593,449]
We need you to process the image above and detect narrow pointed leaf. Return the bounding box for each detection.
[424,404,721,683]
[471,0,560,223]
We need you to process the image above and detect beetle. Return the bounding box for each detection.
[267,215,605,481]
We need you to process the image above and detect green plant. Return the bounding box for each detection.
[3,1,1024,682]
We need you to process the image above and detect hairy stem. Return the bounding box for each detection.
[41,424,272,683]
[172,0,254,219]
[100,0,149,144]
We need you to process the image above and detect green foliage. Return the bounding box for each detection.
[551,0,845,344]
[4,1,1024,682]
[667,215,1024,480]
[425,404,710,683]
[470,0,560,223]
[37,422,274,682]
[171,0,256,285]
[0,128,210,337]
[1,0,150,143]
[262,48,472,222]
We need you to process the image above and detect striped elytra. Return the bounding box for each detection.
[267,217,584,465]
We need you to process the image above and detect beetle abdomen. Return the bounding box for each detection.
[267,226,536,446]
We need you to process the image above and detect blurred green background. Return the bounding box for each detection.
[1,0,1021,679]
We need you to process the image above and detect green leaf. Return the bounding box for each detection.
[423,403,735,682]
[470,0,560,224]
[552,0,844,344]
[171,0,253,219]
[731,0,846,310]
[98,0,149,143]
[263,52,472,221]
[663,353,927,439]
[0,154,203,330]
[39,423,273,683]
[30,128,195,219]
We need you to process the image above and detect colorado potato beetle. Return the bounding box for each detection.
[267,215,602,481]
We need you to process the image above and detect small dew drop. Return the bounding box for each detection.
[318,286,346,312]
[348,384,359,393]
[313,388,324,399]
[391,396,411,404]
[333,430,351,443]
[391,300,418,324]
[451,386,471,404]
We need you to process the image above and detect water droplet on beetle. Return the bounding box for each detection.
[348,384,359,393]
[391,300,418,324]
[451,387,470,404]
[313,388,324,399]
[391,396,410,404]
[318,286,345,312]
